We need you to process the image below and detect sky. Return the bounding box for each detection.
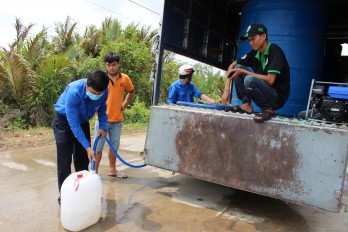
[0,0,164,48]
[0,0,221,69]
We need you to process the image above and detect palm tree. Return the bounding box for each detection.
[0,18,37,109]
[52,16,78,53]
[101,17,122,42]
[79,17,123,58]
[0,47,37,109]
[122,23,158,48]
[80,25,102,58]
[30,54,75,125]
[137,25,158,48]
[9,18,35,51]
[21,27,50,72]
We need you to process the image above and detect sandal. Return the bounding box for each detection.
[253,111,276,123]
[225,105,252,114]
[108,170,128,179]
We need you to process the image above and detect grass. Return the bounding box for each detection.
[122,122,148,134]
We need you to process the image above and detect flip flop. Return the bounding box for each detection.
[108,171,128,179]
[225,105,252,114]
[253,111,276,123]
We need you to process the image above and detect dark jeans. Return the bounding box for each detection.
[53,113,90,193]
[234,64,281,110]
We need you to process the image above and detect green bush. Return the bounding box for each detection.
[7,114,27,130]
[123,99,150,124]
[0,100,8,116]
[89,98,150,126]
[76,57,103,80]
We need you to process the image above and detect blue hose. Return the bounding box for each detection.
[93,136,147,168]
[176,101,228,110]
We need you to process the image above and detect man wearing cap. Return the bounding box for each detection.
[222,24,290,122]
[167,64,216,104]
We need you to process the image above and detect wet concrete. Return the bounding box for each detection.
[0,132,347,232]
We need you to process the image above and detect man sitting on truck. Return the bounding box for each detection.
[167,64,216,104]
[221,24,290,123]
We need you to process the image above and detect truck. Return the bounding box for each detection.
[144,0,348,213]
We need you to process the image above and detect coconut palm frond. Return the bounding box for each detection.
[79,24,105,58]
[102,17,113,32]
[39,53,73,76]
[0,56,10,101]
[107,19,122,41]
[1,48,37,108]
[22,26,50,71]
[52,16,78,53]
[10,17,35,51]
[214,75,226,97]
[66,22,78,45]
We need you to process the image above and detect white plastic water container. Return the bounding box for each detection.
[60,170,102,231]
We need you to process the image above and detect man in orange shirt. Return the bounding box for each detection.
[94,52,135,178]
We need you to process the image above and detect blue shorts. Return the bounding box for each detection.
[94,121,122,152]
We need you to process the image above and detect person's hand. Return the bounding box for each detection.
[221,91,230,106]
[227,68,244,79]
[227,62,235,72]
[210,100,217,104]
[98,129,106,139]
[227,68,241,79]
[226,69,233,79]
[226,63,236,78]
[86,147,95,162]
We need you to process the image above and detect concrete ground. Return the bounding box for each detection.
[0,132,347,232]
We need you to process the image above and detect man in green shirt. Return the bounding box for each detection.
[222,24,290,122]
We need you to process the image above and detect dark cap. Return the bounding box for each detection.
[240,24,267,41]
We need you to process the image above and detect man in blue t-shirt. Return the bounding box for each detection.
[222,24,290,123]
[167,64,216,104]
[53,70,109,204]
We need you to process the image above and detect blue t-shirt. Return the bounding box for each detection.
[54,79,108,148]
[167,79,203,104]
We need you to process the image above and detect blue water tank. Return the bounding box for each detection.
[232,0,327,116]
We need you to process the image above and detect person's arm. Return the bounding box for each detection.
[121,90,135,111]
[201,94,216,104]
[229,68,277,86]
[96,90,108,139]
[222,61,237,105]
[122,77,135,110]
[65,90,95,162]
[229,45,282,86]
[65,91,90,149]
[167,84,177,104]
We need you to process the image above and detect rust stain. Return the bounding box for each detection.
[175,113,303,196]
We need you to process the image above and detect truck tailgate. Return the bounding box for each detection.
[144,105,348,212]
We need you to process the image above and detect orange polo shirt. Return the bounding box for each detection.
[106,73,134,122]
